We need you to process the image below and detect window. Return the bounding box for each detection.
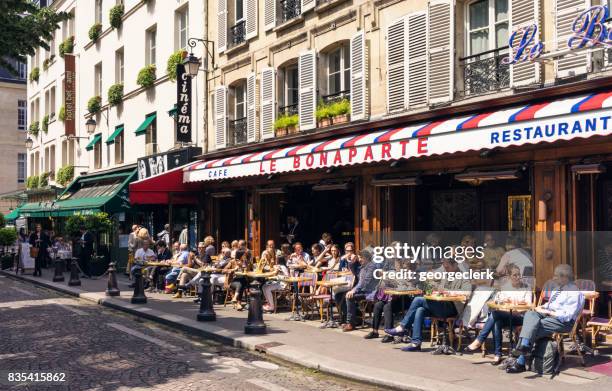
[50,86,56,119]
[62,19,67,40]
[280,65,298,115]
[49,32,56,57]
[234,83,246,119]
[18,62,27,79]
[94,140,102,169]
[17,153,26,184]
[235,0,245,23]
[146,27,157,66]
[145,115,157,154]
[49,145,56,179]
[61,139,75,166]
[327,44,351,97]
[176,7,189,49]
[95,0,103,24]
[114,131,124,164]
[467,0,508,56]
[45,90,50,116]
[18,100,26,130]
[68,9,75,37]
[94,62,102,96]
[44,146,50,173]
[115,48,124,83]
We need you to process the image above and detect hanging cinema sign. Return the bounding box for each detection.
[176,64,192,143]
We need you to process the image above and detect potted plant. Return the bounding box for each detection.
[166,50,187,81]
[330,98,351,125]
[316,102,332,128]
[39,172,50,187]
[26,175,39,189]
[59,36,74,57]
[137,64,156,88]
[65,213,113,275]
[89,23,102,42]
[285,114,299,134]
[274,114,299,137]
[58,105,65,122]
[29,67,40,82]
[87,96,102,114]
[107,83,124,105]
[29,121,40,137]
[0,228,17,269]
[56,165,74,186]
[109,4,124,29]
[41,114,49,133]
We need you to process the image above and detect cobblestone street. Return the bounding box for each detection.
[0,275,381,391]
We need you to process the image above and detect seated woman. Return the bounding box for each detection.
[262,257,290,312]
[309,243,324,267]
[174,244,206,298]
[224,249,251,310]
[319,244,341,271]
[465,263,533,364]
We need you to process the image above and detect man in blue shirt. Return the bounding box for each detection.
[164,244,190,290]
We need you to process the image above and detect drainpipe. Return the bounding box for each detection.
[202,0,209,154]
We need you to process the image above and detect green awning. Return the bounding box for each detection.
[106,125,124,144]
[168,105,177,117]
[85,133,102,151]
[4,207,21,220]
[135,113,157,135]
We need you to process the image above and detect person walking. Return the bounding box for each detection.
[28,224,50,277]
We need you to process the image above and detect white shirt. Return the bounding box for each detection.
[134,248,156,265]
[544,283,585,323]
[497,248,533,275]
[495,281,533,304]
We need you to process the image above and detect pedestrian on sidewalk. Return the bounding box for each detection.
[28,224,50,277]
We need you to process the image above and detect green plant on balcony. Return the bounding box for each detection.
[29,121,40,137]
[41,114,49,133]
[59,36,74,57]
[274,113,299,137]
[88,23,102,42]
[329,98,351,124]
[26,175,39,189]
[109,4,125,29]
[58,105,65,121]
[136,64,156,88]
[56,165,74,186]
[42,56,54,71]
[107,83,124,106]
[166,50,187,82]
[39,172,50,187]
[316,102,333,128]
[29,67,40,82]
[87,96,102,114]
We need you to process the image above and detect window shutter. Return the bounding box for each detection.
[218,0,227,53]
[350,31,369,121]
[302,0,316,13]
[215,86,227,148]
[264,0,276,31]
[427,0,454,104]
[299,50,317,130]
[386,17,406,113]
[510,0,541,87]
[247,73,257,142]
[555,0,591,78]
[245,0,258,40]
[407,12,428,108]
[260,67,276,140]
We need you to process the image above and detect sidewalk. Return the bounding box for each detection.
[2,267,611,391]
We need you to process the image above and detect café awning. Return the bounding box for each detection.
[129,164,200,205]
[184,90,612,183]
[135,113,157,135]
[4,207,22,220]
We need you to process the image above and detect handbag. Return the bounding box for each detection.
[30,247,39,258]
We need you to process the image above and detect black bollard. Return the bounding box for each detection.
[197,271,216,321]
[68,258,81,286]
[131,268,147,304]
[53,257,65,282]
[105,261,120,297]
[244,280,266,334]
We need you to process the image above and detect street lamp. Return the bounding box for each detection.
[185,37,216,77]
[85,118,96,135]
[184,53,202,77]
[25,137,33,149]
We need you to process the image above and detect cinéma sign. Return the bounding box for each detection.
[176,64,192,143]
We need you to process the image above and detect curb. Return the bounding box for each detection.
[1,269,470,391]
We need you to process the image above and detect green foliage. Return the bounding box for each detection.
[107,83,124,106]
[65,212,112,236]
[58,105,65,121]
[88,23,102,42]
[316,102,332,121]
[0,228,17,247]
[42,57,51,70]
[87,96,102,114]
[29,67,39,82]
[0,213,5,227]
[137,64,156,88]
[41,114,49,133]
[58,36,74,57]
[29,121,40,137]
[109,4,124,29]
[26,175,39,189]
[0,1,71,75]
[166,50,187,82]
[39,172,50,187]
[274,114,299,130]
[329,99,351,117]
[56,165,74,186]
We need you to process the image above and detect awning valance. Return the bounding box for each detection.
[85,133,102,151]
[4,207,21,220]
[106,125,124,144]
[184,91,612,183]
[129,164,199,205]
[135,113,157,135]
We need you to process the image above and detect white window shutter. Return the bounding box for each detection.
[247,73,257,142]
[555,0,591,78]
[218,0,227,53]
[510,0,541,87]
[245,0,258,40]
[299,50,317,131]
[215,86,228,148]
[428,0,454,104]
[407,12,428,108]
[386,17,406,113]
[264,0,276,31]
[350,31,369,121]
[260,67,276,140]
[302,0,316,13]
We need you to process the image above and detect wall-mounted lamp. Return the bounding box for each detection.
[538,191,552,222]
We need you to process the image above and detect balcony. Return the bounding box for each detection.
[228,117,248,146]
[280,0,301,24]
[321,90,350,105]
[460,47,510,96]
[229,20,246,48]
[278,103,298,116]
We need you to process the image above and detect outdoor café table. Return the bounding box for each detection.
[384,289,423,314]
[144,261,172,267]
[316,280,348,328]
[280,275,312,321]
[423,294,468,354]
[487,300,535,349]
[234,271,278,311]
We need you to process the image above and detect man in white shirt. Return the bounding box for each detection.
[130,239,156,288]
[496,236,533,277]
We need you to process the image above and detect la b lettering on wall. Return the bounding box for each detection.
[176,64,192,143]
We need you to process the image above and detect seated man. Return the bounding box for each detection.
[164,243,190,291]
[506,264,584,374]
[146,240,172,291]
[341,250,381,332]
[174,243,205,298]
[130,239,156,288]
[385,257,472,351]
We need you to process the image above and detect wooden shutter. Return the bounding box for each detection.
[510,0,541,87]
[247,73,257,142]
[260,67,276,140]
[428,0,454,104]
[407,12,428,108]
[218,0,227,53]
[299,50,317,131]
[215,85,227,148]
[555,0,591,78]
[302,0,316,13]
[264,0,276,31]
[245,0,258,40]
[386,17,406,113]
[350,31,368,121]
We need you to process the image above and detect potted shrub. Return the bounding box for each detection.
[29,67,40,82]
[41,114,49,133]
[274,115,289,137]
[43,57,52,71]
[29,121,40,137]
[316,102,332,128]
[285,114,299,134]
[107,83,124,105]
[166,50,188,81]
[56,165,74,186]
[137,64,156,88]
[89,23,102,42]
[109,4,125,29]
[58,105,65,121]
[330,99,351,125]
[0,228,17,269]
[87,96,102,114]
[59,36,74,57]
[65,213,113,274]
[26,175,39,189]
[39,172,50,187]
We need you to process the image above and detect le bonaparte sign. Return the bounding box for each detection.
[176,64,192,143]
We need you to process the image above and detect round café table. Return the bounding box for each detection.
[316,280,348,328]
[424,294,468,355]
[487,300,535,349]
[280,275,312,321]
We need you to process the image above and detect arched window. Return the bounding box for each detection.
[229,80,248,145]
[321,41,350,104]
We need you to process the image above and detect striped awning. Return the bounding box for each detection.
[184,91,612,183]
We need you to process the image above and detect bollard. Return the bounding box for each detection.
[52,257,65,282]
[244,280,266,334]
[105,261,120,297]
[197,271,216,321]
[68,258,81,286]
[131,268,147,304]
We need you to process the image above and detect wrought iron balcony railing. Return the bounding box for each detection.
[321,90,351,105]
[278,103,299,116]
[228,117,248,146]
[460,47,510,96]
[280,0,301,24]
[229,20,246,47]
